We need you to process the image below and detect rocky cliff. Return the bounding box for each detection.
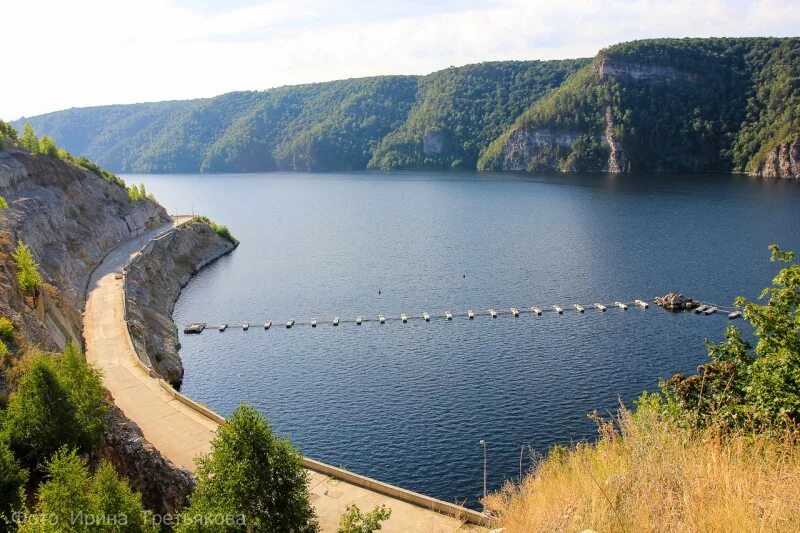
[753,134,800,179]
[0,148,196,516]
[124,220,237,385]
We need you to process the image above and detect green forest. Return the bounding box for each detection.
[11,37,800,176]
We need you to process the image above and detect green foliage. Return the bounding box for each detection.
[0,317,12,345]
[659,245,800,431]
[190,216,235,244]
[0,119,18,150]
[480,37,800,174]
[20,123,38,153]
[0,440,28,526]
[178,404,317,532]
[37,136,58,157]
[337,505,391,533]
[19,448,156,533]
[127,183,148,202]
[13,241,43,294]
[0,196,7,209]
[2,344,107,468]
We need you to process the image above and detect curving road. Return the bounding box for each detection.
[83,220,485,532]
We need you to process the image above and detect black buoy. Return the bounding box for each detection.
[378,289,381,295]
[463,274,465,278]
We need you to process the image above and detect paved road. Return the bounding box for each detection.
[83,221,482,532]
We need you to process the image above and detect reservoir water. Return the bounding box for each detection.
[127,170,800,509]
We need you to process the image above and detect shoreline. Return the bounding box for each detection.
[89,216,491,531]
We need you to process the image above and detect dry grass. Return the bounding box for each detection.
[485,408,800,532]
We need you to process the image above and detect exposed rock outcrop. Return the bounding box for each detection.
[604,107,627,173]
[422,129,445,155]
[125,221,238,385]
[0,150,168,345]
[753,134,800,179]
[93,404,194,517]
[594,57,697,83]
[655,293,700,311]
[499,128,578,172]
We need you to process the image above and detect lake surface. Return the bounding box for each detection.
[127,170,800,509]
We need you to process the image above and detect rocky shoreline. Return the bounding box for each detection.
[124,220,238,385]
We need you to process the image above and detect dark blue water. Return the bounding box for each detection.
[126,171,800,508]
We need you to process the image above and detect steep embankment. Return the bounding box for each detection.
[479,37,800,177]
[14,60,586,173]
[0,148,197,515]
[125,220,238,385]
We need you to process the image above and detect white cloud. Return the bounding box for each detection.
[3,0,798,119]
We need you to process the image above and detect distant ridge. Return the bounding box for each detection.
[12,38,800,178]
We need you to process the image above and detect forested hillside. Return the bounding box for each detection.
[12,38,800,177]
[479,37,800,177]
[14,61,584,173]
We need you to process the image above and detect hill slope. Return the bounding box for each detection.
[478,37,800,177]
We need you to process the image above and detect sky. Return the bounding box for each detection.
[4,0,799,119]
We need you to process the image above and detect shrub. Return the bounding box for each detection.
[190,216,236,244]
[13,241,43,294]
[20,123,38,153]
[2,344,107,468]
[178,404,318,532]
[0,119,18,151]
[661,245,800,431]
[127,183,148,202]
[338,505,392,533]
[0,317,13,343]
[0,440,27,525]
[19,448,156,533]
[37,136,58,157]
[0,196,8,209]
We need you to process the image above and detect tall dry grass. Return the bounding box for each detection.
[485,407,800,532]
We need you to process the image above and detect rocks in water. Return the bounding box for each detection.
[655,293,700,310]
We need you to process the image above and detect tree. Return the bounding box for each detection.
[37,136,58,157]
[19,448,157,533]
[337,505,391,533]
[2,346,107,468]
[178,404,318,532]
[662,245,800,430]
[0,440,28,527]
[13,241,43,294]
[20,123,38,153]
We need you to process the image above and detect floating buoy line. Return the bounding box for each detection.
[182,297,741,334]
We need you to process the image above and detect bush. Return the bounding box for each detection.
[2,344,107,468]
[37,136,57,157]
[0,317,14,343]
[0,196,8,209]
[190,216,236,244]
[0,440,28,526]
[13,241,43,294]
[178,404,318,532]
[20,123,38,153]
[661,245,800,431]
[338,505,392,533]
[127,183,148,202]
[19,448,157,533]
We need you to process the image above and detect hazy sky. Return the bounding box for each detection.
[4,0,799,119]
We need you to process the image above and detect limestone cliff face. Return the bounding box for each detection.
[604,106,627,173]
[593,57,696,82]
[125,221,237,385]
[0,150,168,345]
[498,128,578,172]
[753,134,800,179]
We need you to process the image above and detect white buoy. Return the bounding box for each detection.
[264,321,272,330]
[553,306,563,314]
[219,323,228,332]
[310,318,317,328]
[286,319,295,328]
[635,299,649,308]
[489,308,497,318]
[510,307,519,317]
[356,316,362,325]
[445,311,453,320]
[378,315,385,324]
[243,322,249,330]
[423,312,431,321]
[614,301,628,310]
[531,307,542,316]
[401,313,408,323]
[594,303,606,311]
[333,316,340,326]
[573,304,584,313]
[468,309,475,319]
